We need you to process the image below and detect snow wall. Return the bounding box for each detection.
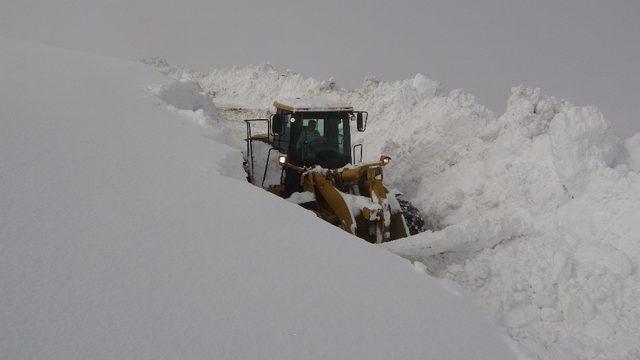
[144,58,640,360]
[1,38,519,360]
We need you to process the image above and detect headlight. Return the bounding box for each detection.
[380,155,391,165]
[278,154,288,165]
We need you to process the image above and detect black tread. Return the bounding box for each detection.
[397,197,427,235]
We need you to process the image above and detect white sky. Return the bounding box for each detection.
[2,0,638,136]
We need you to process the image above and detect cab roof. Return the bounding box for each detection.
[273,97,353,113]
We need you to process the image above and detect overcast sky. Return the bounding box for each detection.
[1,0,638,136]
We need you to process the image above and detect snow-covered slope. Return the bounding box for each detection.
[0,38,518,359]
[147,60,640,360]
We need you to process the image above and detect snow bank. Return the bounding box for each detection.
[381,86,640,360]
[143,57,340,109]
[1,39,517,360]
[144,59,640,359]
[149,79,217,127]
[377,84,640,360]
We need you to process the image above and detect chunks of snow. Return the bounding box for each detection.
[548,104,620,193]
[382,215,530,259]
[286,191,315,204]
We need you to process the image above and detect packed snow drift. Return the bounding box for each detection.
[0,38,519,359]
[145,59,640,360]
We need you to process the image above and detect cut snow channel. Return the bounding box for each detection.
[143,58,640,360]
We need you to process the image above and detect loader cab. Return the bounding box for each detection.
[271,99,367,195]
[272,100,366,169]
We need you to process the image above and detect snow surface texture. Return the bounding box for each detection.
[146,59,640,360]
[149,79,218,128]
[0,38,518,359]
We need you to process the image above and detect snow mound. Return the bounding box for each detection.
[143,59,640,360]
[381,84,639,359]
[386,86,639,360]
[143,59,339,109]
[388,85,622,229]
[199,63,339,109]
[354,84,492,219]
[149,79,218,128]
[2,39,517,360]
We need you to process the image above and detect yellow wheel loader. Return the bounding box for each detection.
[244,98,416,243]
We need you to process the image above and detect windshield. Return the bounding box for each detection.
[291,112,351,168]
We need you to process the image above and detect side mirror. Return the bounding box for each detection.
[356,112,368,132]
[272,114,285,135]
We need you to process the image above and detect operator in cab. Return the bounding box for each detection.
[296,119,323,158]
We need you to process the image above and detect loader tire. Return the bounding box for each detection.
[397,197,426,235]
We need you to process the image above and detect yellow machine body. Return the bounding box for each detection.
[244,100,409,243]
